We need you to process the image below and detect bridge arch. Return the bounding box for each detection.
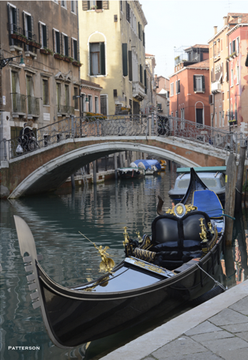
[8,141,199,198]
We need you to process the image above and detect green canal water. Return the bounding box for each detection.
[0,171,247,360]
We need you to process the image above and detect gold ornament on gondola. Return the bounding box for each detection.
[79,231,115,273]
[199,218,208,240]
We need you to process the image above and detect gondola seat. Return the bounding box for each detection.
[150,211,211,269]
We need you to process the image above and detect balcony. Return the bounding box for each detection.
[27,96,40,116]
[211,81,221,94]
[57,105,74,115]
[132,81,146,101]
[12,93,26,114]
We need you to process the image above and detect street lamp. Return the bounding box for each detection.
[0,55,25,69]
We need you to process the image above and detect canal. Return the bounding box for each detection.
[0,170,248,360]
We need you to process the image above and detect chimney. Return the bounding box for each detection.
[214,26,218,34]
[223,16,227,25]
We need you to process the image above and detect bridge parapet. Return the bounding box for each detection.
[0,114,246,162]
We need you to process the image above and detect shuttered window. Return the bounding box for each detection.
[90,42,106,75]
[193,75,205,92]
[128,50,132,81]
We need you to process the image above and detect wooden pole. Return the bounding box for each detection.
[235,144,247,212]
[225,152,237,247]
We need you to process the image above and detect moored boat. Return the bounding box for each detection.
[131,159,161,175]
[117,166,145,179]
[168,166,226,205]
[14,168,225,348]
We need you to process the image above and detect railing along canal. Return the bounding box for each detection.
[0,114,246,161]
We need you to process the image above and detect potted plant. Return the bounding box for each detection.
[72,60,82,67]
[63,56,71,63]
[54,53,64,60]
[40,48,53,55]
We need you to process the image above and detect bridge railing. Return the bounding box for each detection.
[1,114,150,160]
[158,116,245,153]
[0,114,246,161]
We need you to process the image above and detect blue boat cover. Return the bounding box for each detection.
[134,159,161,170]
[193,190,223,218]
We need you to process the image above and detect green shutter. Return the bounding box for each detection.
[202,76,205,92]
[128,50,132,81]
[193,75,196,91]
[100,42,105,75]
[122,43,128,76]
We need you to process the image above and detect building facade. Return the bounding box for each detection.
[227,22,248,131]
[208,13,248,130]
[169,45,210,126]
[78,0,147,115]
[0,0,81,144]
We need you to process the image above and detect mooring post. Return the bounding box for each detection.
[225,152,237,246]
[235,143,247,211]
[93,160,97,185]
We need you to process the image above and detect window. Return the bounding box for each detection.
[237,65,239,84]
[61,0,66,8]
[87,1,103,10]
[11,71,20,112]
[42,79,49,105]
[8,4,18,45]
[26,75,33,114]
[236,37,240,54]
[126,2,130,22]
[193,75,205,92]
[23,11,33,41]
[140,64,143,83]
[176,80,180,94]
[71,38,78,60]
[196,108,203,126]
[71,0,76,13]
[88,95,92,112]
[65,85,69,108]
[54,29,60,53]
[56,83,61,109]
[63,34,69,57]
[170,82,174,96]
[74,87,78,109]
[39,22,47,48]
[128,50,132,81]
[122,43,128,76]
[95,96,99,113]
[100,94,107,115]
[90,42,105,75]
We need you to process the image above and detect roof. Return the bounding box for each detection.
[81,79,102,90]
[187,59,209,69]
[184,44,209,51]
[227,13,248,24]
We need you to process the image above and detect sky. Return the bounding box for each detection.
[141,0,248,78]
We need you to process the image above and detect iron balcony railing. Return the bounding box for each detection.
[57,105,75,115]
[27,96,40,116]
[1,114,246,161]
[11,93,26,113]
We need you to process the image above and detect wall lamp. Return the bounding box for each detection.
[0,54,25,69]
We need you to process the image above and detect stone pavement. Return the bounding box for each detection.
[101,280,248,360]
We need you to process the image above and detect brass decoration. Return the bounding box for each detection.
[166,203,197,217]
[199,218,208,240]
[79,231,115,273]
[176,204,184,216]
[136,231,142,242]
[133,248,156,262]
[123,226,129,246]
[208,222,215,235]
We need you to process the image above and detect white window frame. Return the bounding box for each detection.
[71,0,76,14]
[62,32,69,57]
[61,0,67,9]
[236,64,239,85]
[54,28,60,54]
[39,21,47,49]
[72,37,78,60]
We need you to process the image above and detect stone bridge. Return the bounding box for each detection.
[0,115,234,198]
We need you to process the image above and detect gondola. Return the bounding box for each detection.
[14,168,225,349]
